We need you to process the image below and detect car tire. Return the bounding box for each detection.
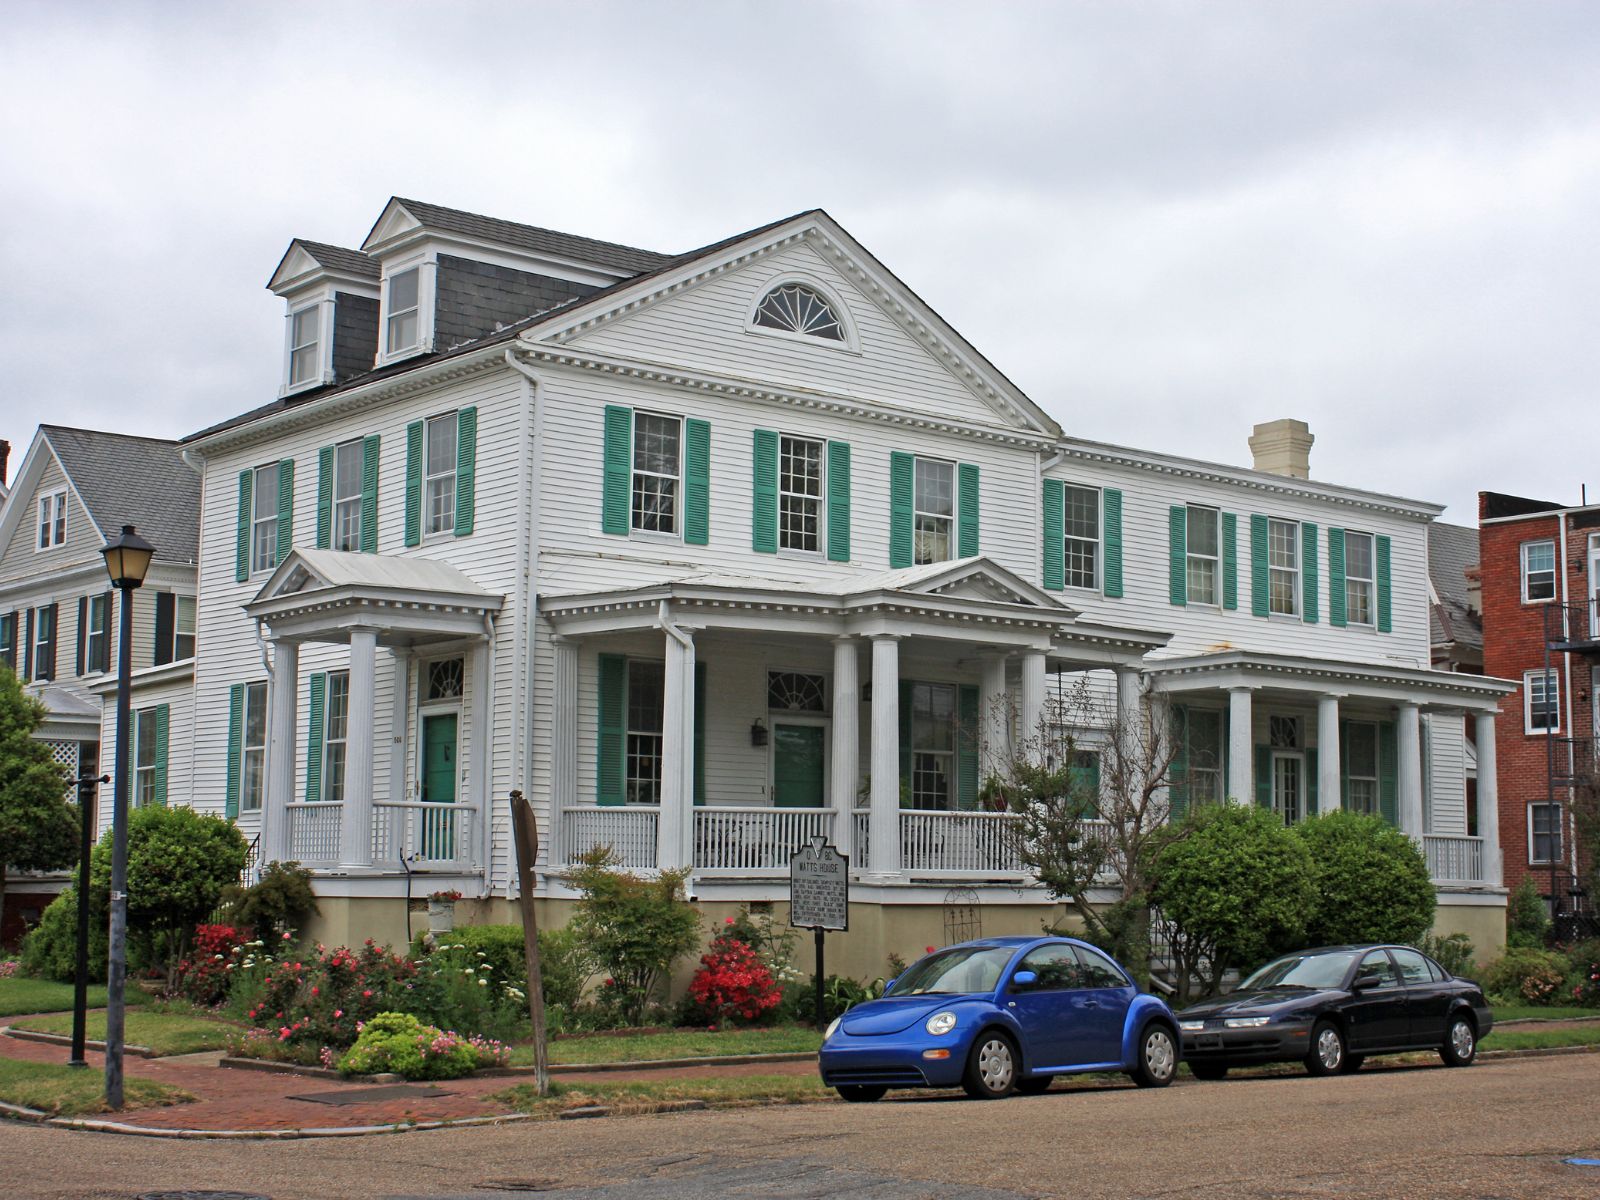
[1017,1074,1054,1095]
[1188,1061,1229,1081]
[1130,1024,1178,1088]
[962,1031,1019,1099]
[1440,1014,1477,1067]
[836,1084,887,1103]
[1340,1053,1365,1075]
[1305,1021,1346,1076]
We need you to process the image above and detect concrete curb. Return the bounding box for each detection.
[216,1050,817,1079]
[4,1027,160,1058]
[0,1099,51,1122]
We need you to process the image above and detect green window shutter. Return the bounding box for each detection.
[596,654,626,805]
[235,469,252,583]
[359,434,380,553]
[1070,756,1101,819]
[277,459,295,564]
[225,683,244,820]
[455,406,477,536]
[305,673,327,803]
[826,440,851,562]
[1041,479,1065,591]
[1250,514,1270,617]
[1222,512,1238,610]
[693,663,707,805]
[683,418,710,546]
[957,684,979,810]
[898,679,913,802]
[1306,747,1318,816]
[601,406,633,536]
[316,445,334,549]
[1102,488,1123,597]
[1378,720,1398,825]
[889,452,914,568]
[404,420,424,547]
[1168,506,1188,606]
[1168,705,1190,820]
[1339,721,1351,809]
[1376,535,1393,633]
[751,429,778,554]
[153,704,169,807]
[1302,523,1319,624]
[957,462,980,558]
[1328,527,1347,627]
[1255,746,1272,810]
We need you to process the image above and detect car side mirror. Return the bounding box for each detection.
[1011,970,1037,989]
[882,977,897,995]
[1352,973,1383,991]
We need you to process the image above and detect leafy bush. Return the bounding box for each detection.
[409,923,593,1016]
[1413,932,1476,978]
[1289,812,1435,946]
[336,1011,508,1080]
[221,862,319,940]
[1481,947,1571,1005]
[1562,938,1600,1007]
[19,886,106,983]
[1506,879,1551,949]
[684,936,782,1026]
[792,974,885,1025]
[173,923,246,1005]
[401,939,527,1043]
[723,908,799,982]
[233,937,417,1051]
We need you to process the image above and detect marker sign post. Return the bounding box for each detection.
[790,836,849,1030]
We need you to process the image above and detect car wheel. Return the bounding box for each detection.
[1017,1074,1054,1095]
[1440,1014,1477,1067]
[836,1084,887,1103]
[1340,1053,1365,1075]
[962,1031,1018,1099]
[1130,1024,1178,1088]
[1188,1061,1229,1081]
[1305,1021,1345,1076]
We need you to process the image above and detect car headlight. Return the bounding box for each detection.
[1223,1016,1271,1028]
[1178,1020,1205,1033]
[925,1011,958,1036]
[824,1017,842,1041]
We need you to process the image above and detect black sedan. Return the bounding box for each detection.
[1175,945,1493,1079]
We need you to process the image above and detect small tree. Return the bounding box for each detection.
[221,860,320,939]
[1504,878,1551,949]
[1150,804,1317,1001]
[0,665,76,941]
[1290,811,1435,946]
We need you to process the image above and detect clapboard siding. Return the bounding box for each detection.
[1425,711,1469,835]
[97,671,195,834]
[0,453,103,582]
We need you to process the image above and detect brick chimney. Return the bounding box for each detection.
[1248,419,1314,479]
[0,439,9,487]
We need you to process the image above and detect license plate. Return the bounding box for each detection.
[1193,1034,1221,1049]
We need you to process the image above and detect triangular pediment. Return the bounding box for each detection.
[361,198,424,254]
[252,548,501,606]
[267,241,322,293]
[858,557,1076,613]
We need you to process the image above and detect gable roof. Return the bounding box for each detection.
[1428,522,1481,653]
[267,239,381,291]
[44,426,200,563]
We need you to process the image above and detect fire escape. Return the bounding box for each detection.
[1543,595,1599,940]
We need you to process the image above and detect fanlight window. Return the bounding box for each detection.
[753,285,845,342]
[767,671,826,713]
[427,658,464,701]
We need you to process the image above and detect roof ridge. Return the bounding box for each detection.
[392,197,675,262]
[42,424,180,447]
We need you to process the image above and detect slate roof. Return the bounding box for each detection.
[42,426,199,564]
[380,198,676,276]
[1428,522,1481,653]
[295,239,381,280]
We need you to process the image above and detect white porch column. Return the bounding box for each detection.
[549,635,579,868]
[658,622,696,873]
[830,638,860,861]
[264,640,298,864]
[339,627,378,868]
[1397,701,1424,837]
[469,638,493,873]
[1475,712,1502,886]
[869,635,901,876]
[1020,650,1048,751]
[388,650,409,805]
[1317,694,1342,816]
[1115,666,1141,762]
[1227,687,1254,804]
[980,653,1010,777]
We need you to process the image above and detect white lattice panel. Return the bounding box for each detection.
[45,740,80,771]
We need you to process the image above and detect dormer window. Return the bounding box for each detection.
[753,284,845,342]
[386,267,421,354]
[287,305,322,389]
[37,489,66,550]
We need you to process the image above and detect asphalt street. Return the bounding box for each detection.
[4,1051,1598,1200]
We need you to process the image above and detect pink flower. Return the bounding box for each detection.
[725,916,735,925]
[925,946,936,954]
[362,989,372,998]
[334,1009,343,1018]
[310,986,319,996]
[282,931,291,940]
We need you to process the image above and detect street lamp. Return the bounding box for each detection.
[99,524,154,1110]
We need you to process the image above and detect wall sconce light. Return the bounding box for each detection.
[750,719,769,747]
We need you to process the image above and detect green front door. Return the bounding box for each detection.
[772,722,825,808]
[421,711,458,858]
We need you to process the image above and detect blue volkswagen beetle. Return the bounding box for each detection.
[817,936,1180,1101]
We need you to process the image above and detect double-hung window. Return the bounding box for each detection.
[1522,540,1556,602]
[631,413,681,535]
[133,708,159,807]
[37,490,66,550]
[239,681,268,812]
[625,660,665,804]
[288,305,321,389]
[1525,669,1560,733]
[172,596,196,661]
[1184,709,1224,803]
[1344,531,1375,625]
[251,462,281,574]
[913,458,955,565]
[1186,506,1220,605]
[333,440,364,552]
[85,593,109,673]
[30,605,55,681]
[908,681,957,810]
[322,671,350,804]
[424,413,458,536]
[1530,803,1562,864]
[1344,721,1380,814]
[1064,485,1099,589]
[1268,518,1300,616]
[778,435,823,553]
[386,267,420,355]
[0,613,13,671]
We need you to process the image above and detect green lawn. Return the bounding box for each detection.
[522,1026,824,1067]
[0,1057,192,1116]
[0,977,140,1018]
[495,1072,831,1115]
[1490,1004,1598,1022]
[1480,1023,1600,1053]
[10,1009,240,1056]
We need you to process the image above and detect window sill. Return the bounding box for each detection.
[629,529,684,547]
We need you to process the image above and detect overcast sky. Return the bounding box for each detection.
[2,1,1595,525]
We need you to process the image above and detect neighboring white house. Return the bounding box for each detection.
[64,199,1516,966]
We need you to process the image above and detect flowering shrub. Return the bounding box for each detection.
[685,936,782,1026]
[337,1011,508,1080]
[403,940,528,1042]
[428,890,463,903]
[232,936,417,1052]
[0,959,20,978]
[1568,947,1600,1007]
[1482,947,1570,1006]
[172,923,246,1006]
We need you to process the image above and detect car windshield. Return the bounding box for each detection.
[1239,951,1361,992]
[891,946,1016,996]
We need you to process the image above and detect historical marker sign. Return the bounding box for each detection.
[789,836,849,932]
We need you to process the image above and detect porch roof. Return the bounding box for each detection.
[245,549,504,645]
[1145,649,1518,711]
[29,682,100,741]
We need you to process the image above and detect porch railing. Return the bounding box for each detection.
[853,810,870,872]
[900,810,1027,877]
[694,807,835,875]
[373,801,478,871]
[561,804,659,869]
[286,801,342,864]
[1424,834,1486,885]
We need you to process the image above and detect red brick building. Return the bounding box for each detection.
[1478,491,1599,918]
